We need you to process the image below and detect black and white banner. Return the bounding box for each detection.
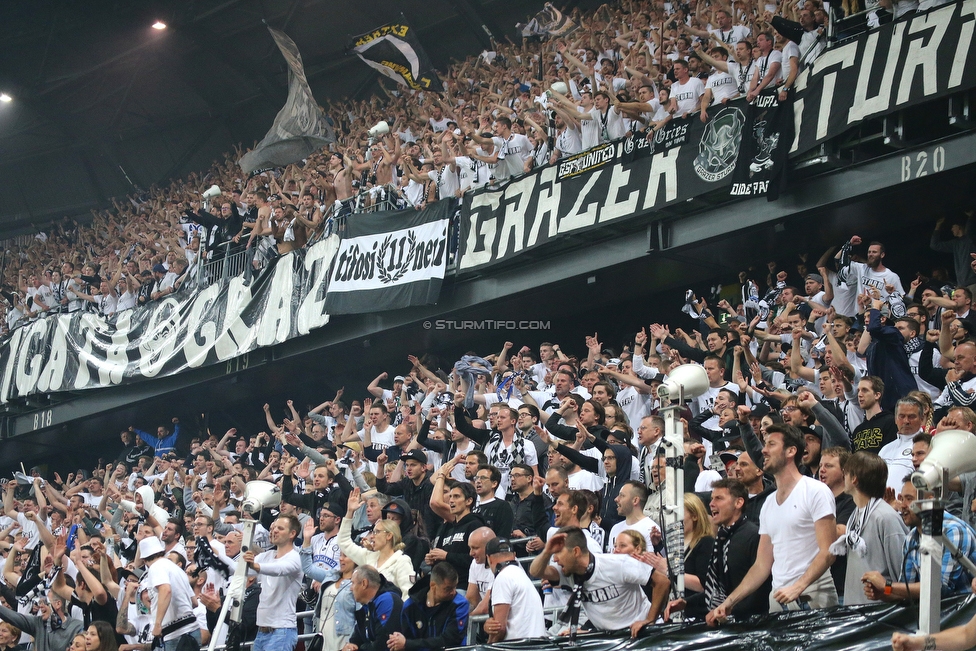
[792,0,976,153]
[0,238,339,403]
[731,91,794,200]
[520,2,578,38]
[459,101,747,272]
[351,19,444,92]
[324,201,452,315]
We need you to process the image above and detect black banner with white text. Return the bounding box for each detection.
[458,102,748,272]
[731,91,794,199]
[792,0,976,153]
[0,238,339,403]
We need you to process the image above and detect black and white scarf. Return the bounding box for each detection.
[558,555,596,639]
[487,432,526,468]
[704,517,746,610]
[904,336,924,356]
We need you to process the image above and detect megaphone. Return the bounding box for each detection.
[912,430,976,491]
[241,480,281,515]
[657,364,709,403]
[368,121,390,138]
[550,81,569,96]
[202,185,222,200]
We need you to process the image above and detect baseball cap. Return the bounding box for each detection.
[322,501,346,518]
[393,375,406,383]
[401,450,427,465]
[340,442,363,453]
[381,502,408,519]
[799,425,822,440]
[806,273,824,285]
[719,450,741,467]
[152,264,166,274]
[485,538,513,556]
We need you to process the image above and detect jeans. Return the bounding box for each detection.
[252,627,298,651]
[164,628,201,651]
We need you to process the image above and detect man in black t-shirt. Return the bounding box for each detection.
[473,465,515,538]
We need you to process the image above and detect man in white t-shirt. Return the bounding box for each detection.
[699,47,738,121]
[839,236,905,301]
[465,527,496,613]
[141,536,199,651]
[707,425,838,623]
[747,31,783,102]
[668,59,704,118]
[245,515,303,651]
[608,481,660,552]
[492,117,533,180]
[484,537,546,641]
[537,526,669,636]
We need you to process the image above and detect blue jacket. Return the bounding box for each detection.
[866,309,917,412]
[134,423,180,457]
[350,577,403,651]
[400,588,469,651]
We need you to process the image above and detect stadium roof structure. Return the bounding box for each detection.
[0,0,536,234]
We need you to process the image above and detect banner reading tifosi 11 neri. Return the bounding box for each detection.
[791,0,976,153]
[458,101,749,272]
[324,200,453,315]
[0,237,339,403]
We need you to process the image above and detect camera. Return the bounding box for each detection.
[336,450,355,468]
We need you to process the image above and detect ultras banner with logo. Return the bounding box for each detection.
[459,101,748,272]
[324,200,453,315]
[731,90,795,200]
[791,0,976,154]
[0,238,339,403]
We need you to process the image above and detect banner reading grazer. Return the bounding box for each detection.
[0,238,339,403]
[324,201,452,315]
[791,0,976,154]
[458,101,748,272]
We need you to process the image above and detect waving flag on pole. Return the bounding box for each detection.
[351,18,444,92]
[519,3,578,39]
[239,27,335,175]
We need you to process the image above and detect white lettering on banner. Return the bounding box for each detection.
[900,145,947,182]
[730,180,771,195]
[897,9,950,104]
[215,277,258,361]
[36,320,67,394]
[101,310,131,385]
[558,170,602,233]
[848,24,905,123]
[950,3,976,87]
[0,329,22,403]
[72,317,95,390]
[257,258,294,347]
[811,42,859,142]
[297,237,337,335]
[641,149,679,210]
[138,298,182,377]
[463,193,502,269]
[184,283,222,368]
[497,175,536,259]
[527,166,561,248]
[15,319,48,397]
[600,161,638,222]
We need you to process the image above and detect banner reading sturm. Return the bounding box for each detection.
[0,237,339,403]
[459,101,747,272]
[324,201,452,315]
[791,0,976,154]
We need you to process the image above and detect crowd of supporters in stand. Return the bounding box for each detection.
[3,223,976,651]
[1,0,906,332]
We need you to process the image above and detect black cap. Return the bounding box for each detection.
[401,450,427,465]
[322,502,346,519]
[485,537,513,556]
[799,425,822,440]
[381,501,408,518]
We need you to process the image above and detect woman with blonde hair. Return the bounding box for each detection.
[339,489,415,598]
[0,622,21,651]
[612,529,647,555]
[683,493,715,618]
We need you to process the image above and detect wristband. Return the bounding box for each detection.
[883,579,892,595]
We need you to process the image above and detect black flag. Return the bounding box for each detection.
[16,544,42,597]
[351,19,443,92]
[729,90,794,201]
[239,28,335,175]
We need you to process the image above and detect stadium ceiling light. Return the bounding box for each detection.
[0,94,12,103]
[152,21,167,30]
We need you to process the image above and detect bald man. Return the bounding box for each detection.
[466,527,496,613]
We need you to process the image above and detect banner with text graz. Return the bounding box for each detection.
[458,102,748,272]
[0,237,339,403]
[792,0,976,154]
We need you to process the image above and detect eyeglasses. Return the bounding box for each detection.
[509,472,531,478]
[781,406,798,413]
[474,474,493,481]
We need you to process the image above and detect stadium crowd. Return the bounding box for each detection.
[2,224,976,651]
[0,0,864,332]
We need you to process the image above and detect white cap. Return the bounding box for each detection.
[139,536,165,558]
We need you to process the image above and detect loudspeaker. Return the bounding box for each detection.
[657,364,709,402]
[913,430,976,491]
